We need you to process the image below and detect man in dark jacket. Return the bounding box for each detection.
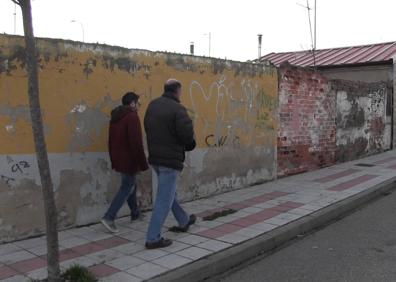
[101,92,149,233]
[144,79,196,249]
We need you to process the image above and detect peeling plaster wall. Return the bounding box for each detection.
[277,65,391,177]
[0,34,278,242]
[332,80,390,162]
[277,64,336,177]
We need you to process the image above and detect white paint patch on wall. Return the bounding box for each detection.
[70,104,87,113]
[5,124,15,134]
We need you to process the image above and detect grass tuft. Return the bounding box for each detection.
[61,264,97,282]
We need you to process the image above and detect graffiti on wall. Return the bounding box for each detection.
[0,157,31,187]
[188,75,277,149]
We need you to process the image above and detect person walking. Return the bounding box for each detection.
[101,92,148,233]
[144,79,197,249]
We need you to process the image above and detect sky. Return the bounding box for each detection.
[0,0,395,62]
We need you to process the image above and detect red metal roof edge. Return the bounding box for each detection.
[259,41,396,67]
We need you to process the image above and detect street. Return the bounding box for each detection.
[219,188,396,282]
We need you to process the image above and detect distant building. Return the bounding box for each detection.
[259,41,396,150]
[259,41,396,83]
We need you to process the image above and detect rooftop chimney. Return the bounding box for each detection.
[258,34,263,60]
[190,42,194,55]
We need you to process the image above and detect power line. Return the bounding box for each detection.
[13,2,16,34]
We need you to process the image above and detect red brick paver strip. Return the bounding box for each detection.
[213,224,241,234]
[95,236,129,248]
[328,175,378,191]
[88,264,120,278]
[31,236,132,276]
[387,164,396,169]
[197,191,290,217]
[70,242,107,256]
[0,266,18,280]
[40,247,84,263]
[231,218,260,228]
[10,257,47,273]
[59,249,81,262]
[198,201,304,239]
[314,169,361,183]
[198,229,229,239]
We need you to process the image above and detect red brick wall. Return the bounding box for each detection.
[278,64,336,177]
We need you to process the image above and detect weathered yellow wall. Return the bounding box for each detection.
[0,34,277,242]
[0,36,277,153]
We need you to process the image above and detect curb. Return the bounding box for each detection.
[148,177,396,282]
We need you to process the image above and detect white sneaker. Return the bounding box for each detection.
[101,218,119,233]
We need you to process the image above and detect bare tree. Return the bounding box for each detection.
[10,0,61,280]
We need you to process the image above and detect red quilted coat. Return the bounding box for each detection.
[108,106,148,174]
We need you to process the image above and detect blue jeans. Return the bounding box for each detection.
[146,166,189,243]
[104,173,140,221]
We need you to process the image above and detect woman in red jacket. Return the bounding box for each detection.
[101,92,149,233]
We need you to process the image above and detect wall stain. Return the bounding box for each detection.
[66,95,118,151]
[165,55,198,72]
[57,169,92,227]
[336,137,368,163]
[0,179,45,243]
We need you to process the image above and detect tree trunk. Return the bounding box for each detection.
[17,0,61,280]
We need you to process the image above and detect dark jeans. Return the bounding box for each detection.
[104,173,140,221]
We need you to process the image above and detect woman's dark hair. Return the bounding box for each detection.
[164,80,182,93]
[122,92,139,105]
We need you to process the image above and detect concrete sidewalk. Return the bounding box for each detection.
[1,151,396,282]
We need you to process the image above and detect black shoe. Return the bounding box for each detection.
[169,214,197,233]
[131,212,143,221]
[145,238,173,249]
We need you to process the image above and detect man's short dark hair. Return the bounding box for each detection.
[164,79,182,93]
[122,92,139,105]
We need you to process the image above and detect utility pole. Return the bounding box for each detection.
[314,0,317,68]
[13,2,17,34]
[208,32,211,57]
[71,20,85,42]
[297,0,316,67]
[204,32,211,57]
[314,0,317,51]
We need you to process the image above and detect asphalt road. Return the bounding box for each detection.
[218,189,396,282]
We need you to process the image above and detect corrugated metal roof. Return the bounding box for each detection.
[259,41,396,67]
